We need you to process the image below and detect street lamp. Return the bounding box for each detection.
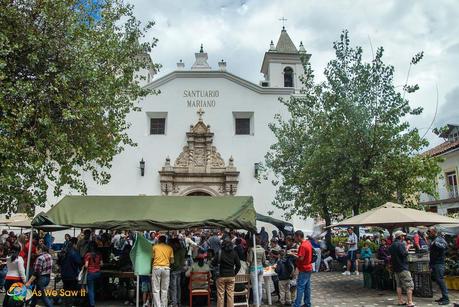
[139,158,145,176]
[254,162,260,178]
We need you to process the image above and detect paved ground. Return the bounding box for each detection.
[311,272,459,307]
[3,272,459,306]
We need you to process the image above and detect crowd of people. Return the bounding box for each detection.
[0,227,316,307]
[312,226,453,306]
[139,227,314,307]
[0,224,455,307]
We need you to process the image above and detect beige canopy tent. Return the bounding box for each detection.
[0,213,30,226]
[331,202,459,228]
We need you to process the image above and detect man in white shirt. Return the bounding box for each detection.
[342,227,359,276]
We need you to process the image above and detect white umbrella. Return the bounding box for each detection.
[331,202,459,228]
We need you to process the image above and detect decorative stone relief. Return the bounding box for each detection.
[159,109,239,196]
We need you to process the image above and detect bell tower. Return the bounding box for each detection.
[260,27,310,91]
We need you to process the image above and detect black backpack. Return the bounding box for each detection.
[57,249,67,266]
[311,247,318,264]
[278,258,294,279]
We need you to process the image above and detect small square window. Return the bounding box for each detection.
[150,118,166,135]
[235,118,251,135]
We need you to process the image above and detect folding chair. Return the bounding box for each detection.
[189,272,211,307]
[234,274,251,307]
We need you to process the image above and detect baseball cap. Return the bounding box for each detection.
[394,230,406,238]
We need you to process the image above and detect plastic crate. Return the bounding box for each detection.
[408,261,430,272]
[413,272,433,298]
[445,276,459,290]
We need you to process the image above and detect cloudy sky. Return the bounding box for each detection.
[130,0,459,149]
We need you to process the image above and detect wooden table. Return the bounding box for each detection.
[100,270,136,279]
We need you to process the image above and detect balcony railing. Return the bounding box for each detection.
[449,185,459,199]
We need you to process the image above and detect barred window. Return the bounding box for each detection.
[235,118,251,135]
[150,118,166,135]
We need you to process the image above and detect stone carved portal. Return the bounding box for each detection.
[159,110,239,196]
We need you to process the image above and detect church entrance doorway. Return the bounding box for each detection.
[186,191,211,196]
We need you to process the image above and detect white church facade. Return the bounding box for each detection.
[72,28,313,231]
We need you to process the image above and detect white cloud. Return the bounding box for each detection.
[130,0,459,148]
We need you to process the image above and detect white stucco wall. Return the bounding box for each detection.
[420,148,459,215]
[43,70,314,233]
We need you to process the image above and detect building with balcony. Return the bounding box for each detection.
[420,124,459,215]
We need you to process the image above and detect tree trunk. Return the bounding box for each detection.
[323,208,332,245]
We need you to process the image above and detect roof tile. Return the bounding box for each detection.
[422,139,459,157]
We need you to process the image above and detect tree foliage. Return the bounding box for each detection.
[264,30,440,229]
[0,0,158,214]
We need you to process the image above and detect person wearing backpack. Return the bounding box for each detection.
[292,230,312,307]
[275,250,294,306]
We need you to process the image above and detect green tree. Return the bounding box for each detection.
[264,30,440,236]
[0,0,158,215]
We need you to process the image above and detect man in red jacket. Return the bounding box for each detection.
[293,230,313,307]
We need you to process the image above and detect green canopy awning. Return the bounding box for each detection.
[256,213,294,234]
[32,195,256,232]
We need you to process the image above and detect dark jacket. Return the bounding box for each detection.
[275,258,294,280]
[171,247,186,272]
[60,247,82,280]
[430,235,448,265]
[213,243,241,278]
[234,245,246,262]
[389,239,408,273]
[208,235,221,253]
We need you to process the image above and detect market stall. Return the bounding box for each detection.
[331,202,459,297]
[31,195,261,307]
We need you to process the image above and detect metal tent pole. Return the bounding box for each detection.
[252,233,260,307]
[135,232,140,307]
[26,226,33,278]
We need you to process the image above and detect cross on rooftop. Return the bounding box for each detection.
[279,17,287,29]
[197,108,205,121]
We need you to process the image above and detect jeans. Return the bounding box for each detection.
[294,271,311,307]
[432,264,449,301]
[250,266,263,305]
[30,275,53,307]
[87,271,101,307]
[152,267,170,307]
[62,279,80,307]
[348,250,357,272]
[216,277,235,307]
[169,270,181,306]
[313,248,321,272]
[0,266,6,289]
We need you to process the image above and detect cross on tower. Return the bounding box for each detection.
[279,17,287,29]
[197,108,205,121]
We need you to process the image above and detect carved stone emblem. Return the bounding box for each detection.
[159,109,239,196]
